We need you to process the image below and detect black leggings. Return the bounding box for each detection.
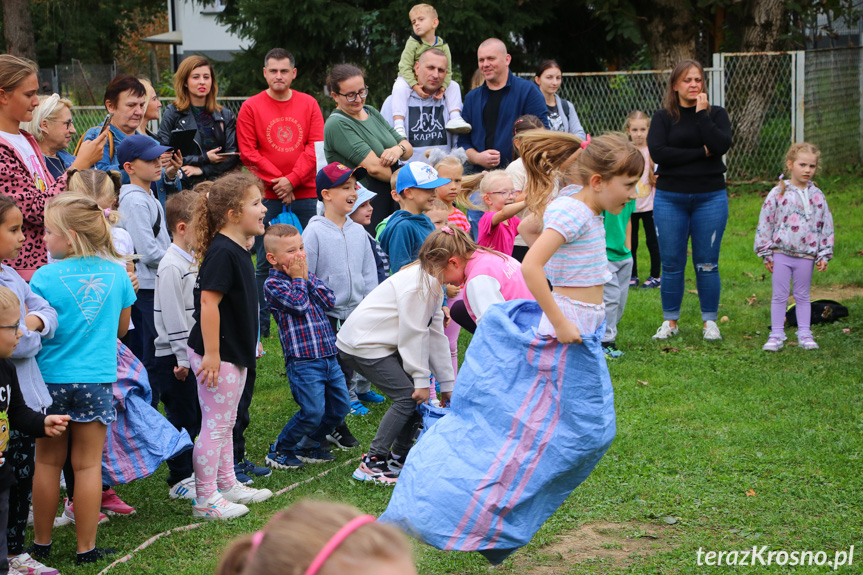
[631,210,661,279]
[449,300,477,334]
[7,431,34,555]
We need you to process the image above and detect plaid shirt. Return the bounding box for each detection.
[264,269,338,359]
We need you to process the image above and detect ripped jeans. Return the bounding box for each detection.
[653,189,728,322]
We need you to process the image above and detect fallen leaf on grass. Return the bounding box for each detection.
[743,335,752,339]
[720,316,729,323]
[661,347,680,353]
[662,516,678,525]
[743,271,755,279]
[856,249,863,257]
[687,289,698,294]
[746,294,758,306]
[637,380,649,386]
[745,489,756,497]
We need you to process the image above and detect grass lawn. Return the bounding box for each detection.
[42,177,862,574]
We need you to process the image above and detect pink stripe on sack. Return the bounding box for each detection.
[459,341,559,549]
[446,338,556,550]
[486,344,568,546]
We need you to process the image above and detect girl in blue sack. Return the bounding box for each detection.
[380,131,642,563]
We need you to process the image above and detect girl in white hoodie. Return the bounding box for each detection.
[336,263,454,485]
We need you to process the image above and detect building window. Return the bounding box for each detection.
[201,0,225,15]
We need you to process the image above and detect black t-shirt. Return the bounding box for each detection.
[187,233,258,368]
[0,358,46,490]
[483,88,505,151]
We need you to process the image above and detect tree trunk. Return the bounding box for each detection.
[642,0,697,69]
[2,0,38,61]
[726,0,789,178]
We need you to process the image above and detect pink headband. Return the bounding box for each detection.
[580,134,591,149]
[305,515,376,575]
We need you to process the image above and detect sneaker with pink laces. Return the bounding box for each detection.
[9,552,60,575]
[63,497,109,525]
[101,488,136,516]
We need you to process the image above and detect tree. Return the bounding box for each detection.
[3,0,38,60]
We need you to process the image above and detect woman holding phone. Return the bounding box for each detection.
[157,56,239,188]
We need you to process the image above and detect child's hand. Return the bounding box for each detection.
[434,86,445,100]
[554,320,583,344]
[412,84,425,97]
[173,365,189,381]
[764,260,773,273]
[439,391,452,407]
[445,284,460,298]
[412,387,430,405]
[442,305,452,328]
[24,314,44,333]
[43,414,71,437]
[816,260,828,272]
[197,353,221,389]
[127,269,139,292]
[256,341,264,358]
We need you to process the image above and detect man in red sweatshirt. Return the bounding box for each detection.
[238,47,324,336]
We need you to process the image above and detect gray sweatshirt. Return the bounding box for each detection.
[154,244,198,367]
[118,184,170,290]
[0,264,56,412]
[303,215,378,321]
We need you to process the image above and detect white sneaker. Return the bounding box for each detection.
[220,482,274,504]
[394,125,407,138]
[652,321,679,340]
[9,552,60,575]
[169,475,196,500]
[703,320,722,341]
[445,116,472,134]
[192,492,249,520]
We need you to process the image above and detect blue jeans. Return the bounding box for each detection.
[255,197,317,334]
[275,356,351,451]
[653,189,728,322]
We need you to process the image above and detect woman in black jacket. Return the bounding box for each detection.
[157,56,239,188]
[647,59,733,342]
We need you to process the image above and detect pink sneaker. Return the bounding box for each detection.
[100,488,136,516]
[63,497,109,525]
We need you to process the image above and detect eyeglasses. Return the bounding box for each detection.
[488,190,519,197]
[49,119,74,128]
[335,87,369,102]
[0,321,20,331]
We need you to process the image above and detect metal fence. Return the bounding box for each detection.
[67,48,862,179]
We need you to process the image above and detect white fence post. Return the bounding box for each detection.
[710,53,725,108]
[791,51,806,143]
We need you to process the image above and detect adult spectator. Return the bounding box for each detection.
[159,57,239,188]
[138,77,163,139]
[79,74,181,199]
[20,94,77,179]
[458,38,548,172]
[0,54,105,280]
[237,47,323,336]
[533,59,585,138]
[647,59,732,342]
[381,49,453,162]
[324,63,413,230]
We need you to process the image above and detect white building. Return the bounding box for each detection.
[145,0,246,69]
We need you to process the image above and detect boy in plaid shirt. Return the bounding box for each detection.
[262,224,351,470]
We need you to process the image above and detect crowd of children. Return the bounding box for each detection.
[0,3,843,572]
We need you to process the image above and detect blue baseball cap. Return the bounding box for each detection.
[348,183,377,216]
[396,161,450,194]
[117,134,172,167]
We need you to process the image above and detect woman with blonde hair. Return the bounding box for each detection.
[157,56,238,187]
[20,93,79,178]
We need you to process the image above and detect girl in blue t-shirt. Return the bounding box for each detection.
[29,192,136,565]
[186,172,273,520]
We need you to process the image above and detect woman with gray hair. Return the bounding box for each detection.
[19,94,81,179]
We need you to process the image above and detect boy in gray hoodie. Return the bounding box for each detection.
[302,163,378,449]
[117,135,172,372]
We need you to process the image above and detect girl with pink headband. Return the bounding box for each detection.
[215,501,416,575]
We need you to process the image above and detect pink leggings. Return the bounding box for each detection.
[188,347,247,500]
[771,253,814,338]
[444,291,462,379]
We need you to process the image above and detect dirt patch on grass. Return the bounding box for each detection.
[516,521,678,574]
[805,284,863,302]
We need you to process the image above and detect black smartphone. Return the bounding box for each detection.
[99,113,114,134]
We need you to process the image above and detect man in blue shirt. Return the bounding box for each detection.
[458,38,549,172]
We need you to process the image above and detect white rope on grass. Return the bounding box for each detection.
[97,458,360,575]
